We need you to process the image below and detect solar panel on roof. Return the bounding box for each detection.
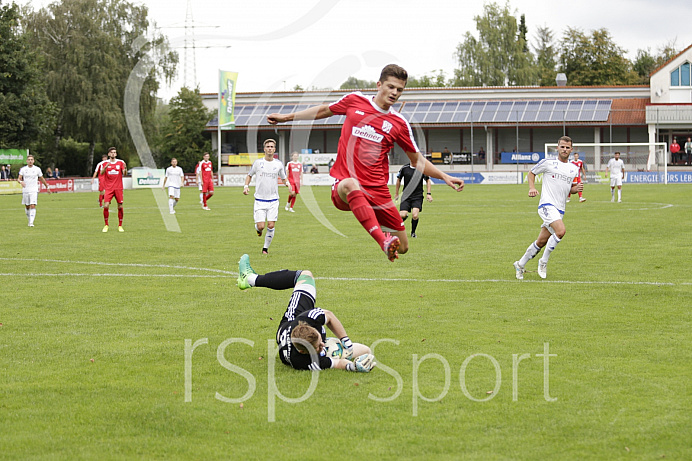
[424,112,440,123]
[495,101,513,122]
[593,100,611,121]
[550,101,569,121]
[508,101,527,121]
[438,112,454,123]
[430,102,445,111]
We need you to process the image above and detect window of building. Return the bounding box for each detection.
[671,62,691,87]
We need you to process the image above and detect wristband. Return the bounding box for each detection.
[426,193,431,195]
[243,185,249,189]
[340,336,353,351]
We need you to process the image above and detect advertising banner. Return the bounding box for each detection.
[501,152,544,164]
[0,181,23,195]
[218,70,238,130]
[430,172,522,185]
[0,149,28,164]
[227,153,265,166]
[131,168,165,188]
[626,171,692,183]
[298,153,337,166]
[40,179,74,193]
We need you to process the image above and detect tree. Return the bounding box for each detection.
[558,27,638,86]
[408,70,449,88]
[0,2,55,150]
[452,2,537,86]
[159,87,212,173]
[339,76,376,89]
[633,41,679,84]
[23,0,176,175]
[533,26,558,86]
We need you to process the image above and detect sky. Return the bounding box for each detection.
[15,0,692,100]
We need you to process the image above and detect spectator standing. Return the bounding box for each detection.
[670,138,681,164]
[685,137,692,166]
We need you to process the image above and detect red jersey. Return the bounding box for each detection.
[101,159,126,191]
[94,160,108,179]
[571,159,584,179]
[199,160,213,184]
[329,92,419,187]
[286,161,302,184]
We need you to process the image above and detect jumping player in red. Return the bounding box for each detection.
[99,147,126,232]
[570,152,586,202]
[197,152,214,210]
[268,64,464,261]
[91,154,108,207]
[285,152,303,212]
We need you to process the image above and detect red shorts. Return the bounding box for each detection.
[331,180,404,232]
[289,181,300,194]
[104,189,123,204]
[202,181,214,193]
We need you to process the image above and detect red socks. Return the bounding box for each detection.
[103,208,109,225]
[347,190,386,249]
[118,208,123,226]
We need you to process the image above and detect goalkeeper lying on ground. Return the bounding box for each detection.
[237,254,376,373]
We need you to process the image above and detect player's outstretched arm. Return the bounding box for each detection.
[267,104,333,124]
[324,309,355,359]
[394,177,402,200]
[405,151,464,192]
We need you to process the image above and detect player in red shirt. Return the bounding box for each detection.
[91,154,108,207]
[570,152,586,202]
[268,64,464,261]
[197,152,214,210]
[99,147,126,232]
[285,152,303,212]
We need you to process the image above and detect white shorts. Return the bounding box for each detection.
[22,191,38,206]
[538,205,563,228]
[254,199,279,223]
[610,176,623,187]
[168,187,180,199]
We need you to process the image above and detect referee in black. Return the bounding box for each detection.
[393,163,433,238]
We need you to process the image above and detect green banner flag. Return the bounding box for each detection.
[0,149,28,164]
[218,70,238,130]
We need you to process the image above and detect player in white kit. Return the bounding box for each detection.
[606,152,625,203]
[513,136,582,280]
[162,158,184,214]
[17,154,52,227]
[243,139,291,254]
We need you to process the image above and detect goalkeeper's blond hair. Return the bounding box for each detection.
[291,321,321,354]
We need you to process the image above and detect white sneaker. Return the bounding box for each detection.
[618,199,622,203]
[513,261,525,280]
[611,197,615,202]
[285,204,290,211]
[566,198,570,202]
[28,223,34,227]
[170,210,176,214]
[579,197,586,202]
[538,261,547,279]
[289,208,295,212]
[203,206,211,211]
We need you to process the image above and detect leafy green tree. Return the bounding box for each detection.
[452,2,537,86]
[23,0,176,175]
[533,26,558,86]
[558,27,638,86]
[159,87,212,173]
[407,70,449,88]
[339,76,377,89]
[0,2,55,150]
[633,42,679,84]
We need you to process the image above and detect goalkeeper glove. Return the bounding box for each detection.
[346,353,376,373]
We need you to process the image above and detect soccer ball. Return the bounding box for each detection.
[323,337,344,359]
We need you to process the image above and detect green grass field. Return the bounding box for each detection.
[1,183,691,460]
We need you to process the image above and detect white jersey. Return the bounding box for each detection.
[247,158,286,201]
[18,165,43,193]
[165,166,184,188]
[531,159,579,214]
[607,158,625,177]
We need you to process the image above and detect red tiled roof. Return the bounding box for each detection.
[608,98,648,125]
